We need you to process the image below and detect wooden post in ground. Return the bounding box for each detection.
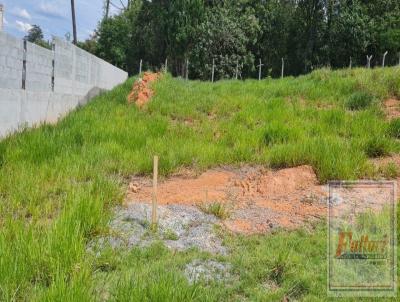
[281,58,284,79]
[165,58,168,73]
[366,55,373,68]
[152,155,158,228]
[349,57,352,69]
[382,51,388,67]
[257,59,263,81]
[139,59,142,74]
[211,58,215,82]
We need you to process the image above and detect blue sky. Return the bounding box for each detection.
[1,1,123,41]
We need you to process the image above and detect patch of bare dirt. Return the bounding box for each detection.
[127,72,161,107]
[126,165,328,234]
[126,164,397,235]
[371,154,400,197]
[383,98,400,120]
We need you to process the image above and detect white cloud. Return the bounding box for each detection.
[15,20,32,33]
[13,8,31,20]
[39,2,65,18]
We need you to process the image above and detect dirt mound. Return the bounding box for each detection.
[383,98,400,120]
[127,72,161,107]
[126,165,327,234]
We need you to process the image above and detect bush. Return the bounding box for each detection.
[364,137,390,158]
[388,118,400,138]
[345,92,374,110]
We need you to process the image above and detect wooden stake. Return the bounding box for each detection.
[165,58,168,73]
[349,57,352,69]
[281,57,284,79]
[152,155,158,226]
[139,59,142,74]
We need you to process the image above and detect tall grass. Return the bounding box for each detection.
[0,67,399,300]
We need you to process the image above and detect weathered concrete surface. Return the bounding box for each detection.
[0,32,128,138]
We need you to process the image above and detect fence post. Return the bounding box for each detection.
[22,39,27,90]
[51,40,55,91]
[139,59,142,74]
[165,58,168,73]
[185,59,189,80]
[211,58,215,82]
[366,55,372,68]
[257,59,263,81]
[281,58,284,79]
[349,57,352,69]
[235,60,239,80]
[382,51,388,67]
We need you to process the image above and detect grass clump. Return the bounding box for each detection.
[199,202,231,220]
[378,162,399,179]
[388,118,400,138]
[345,91,374,110]
[363,136,390,158]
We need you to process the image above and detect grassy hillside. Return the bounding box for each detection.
[0,67,399,301]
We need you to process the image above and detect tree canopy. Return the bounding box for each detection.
[86,0,400,79]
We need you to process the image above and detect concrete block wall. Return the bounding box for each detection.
[0,32,128,138]
[0,33,23,89]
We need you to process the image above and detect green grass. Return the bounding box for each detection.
[0,67,399,301]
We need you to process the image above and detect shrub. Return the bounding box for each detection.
[345,92,374,110]
[388,118,400,138]
[364,137,390,158]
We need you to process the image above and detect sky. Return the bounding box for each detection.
[1,0,123,41]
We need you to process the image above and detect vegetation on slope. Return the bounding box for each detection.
[0,67,399,301]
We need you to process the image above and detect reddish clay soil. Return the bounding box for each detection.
[127,72,161,107]
[126,165,328,234]
[383,98,400,120]
[126,164,397,235]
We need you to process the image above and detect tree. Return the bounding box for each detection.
[25,25,44,43]
[25,25,51,49]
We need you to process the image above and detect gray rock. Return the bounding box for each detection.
[184,259,232,284]
[90,203,227,255]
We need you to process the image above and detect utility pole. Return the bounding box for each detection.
[105,0,110,20]
[0,4,4,32]
[70,0,77,44]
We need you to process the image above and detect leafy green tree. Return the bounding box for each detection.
[25,25,51,49]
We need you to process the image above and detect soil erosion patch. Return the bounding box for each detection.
[127,72,161,107]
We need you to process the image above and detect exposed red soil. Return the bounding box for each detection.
[383,98,400,120]
[126,165,327,234]
[126,164,396,235]
[127,72,161,107]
